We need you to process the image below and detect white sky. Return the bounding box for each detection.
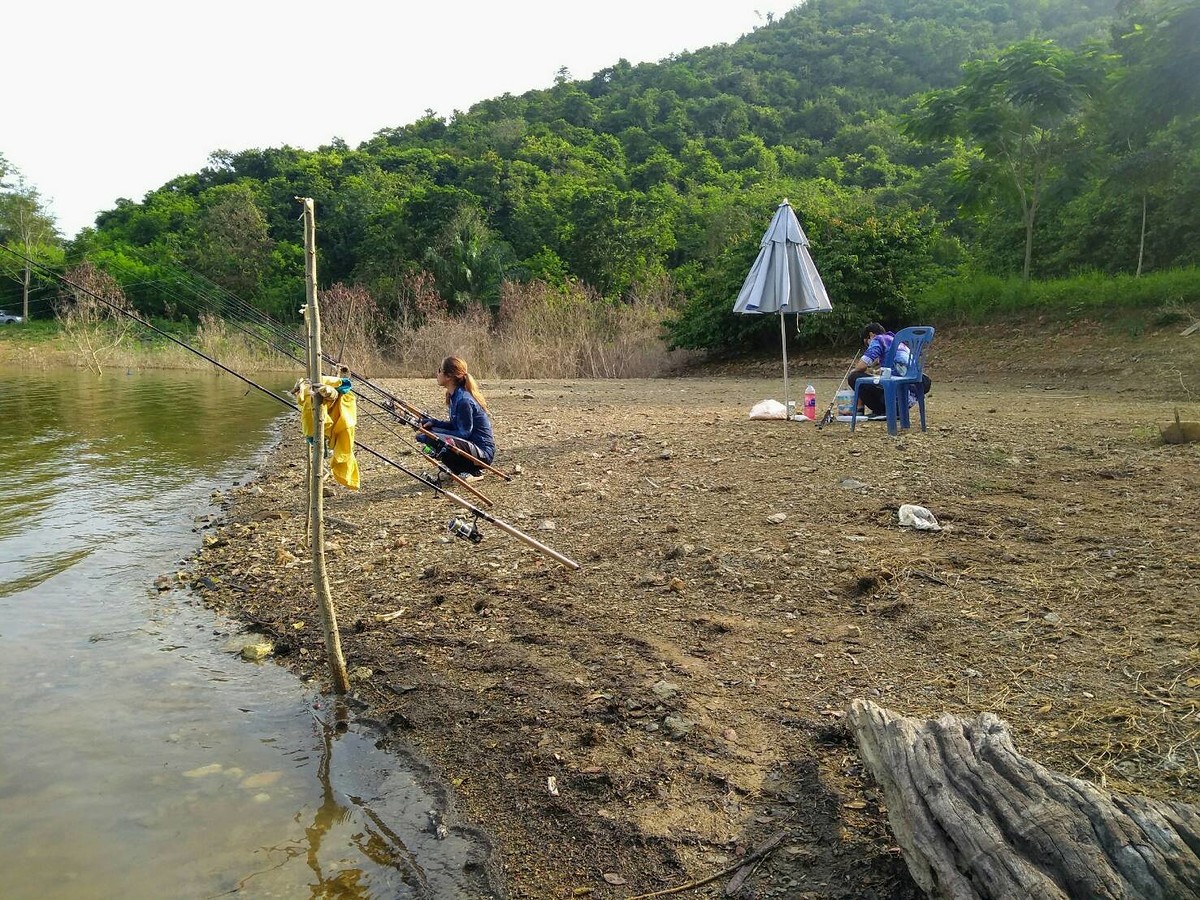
[4,1,797,239]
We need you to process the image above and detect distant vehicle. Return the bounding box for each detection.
[0,310,23,324]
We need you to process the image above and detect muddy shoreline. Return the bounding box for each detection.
[188,326,1199,898]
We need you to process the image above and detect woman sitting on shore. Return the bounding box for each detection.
[416,356,495,478]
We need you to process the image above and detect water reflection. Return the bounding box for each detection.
[233,706,426,899]
[0,369,495,899]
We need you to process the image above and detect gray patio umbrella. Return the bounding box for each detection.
[733,199,832,417]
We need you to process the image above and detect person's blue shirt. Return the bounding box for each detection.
[861,332,917,405]
[425,386,495,461]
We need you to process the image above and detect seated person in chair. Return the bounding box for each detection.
[849,322,932,418]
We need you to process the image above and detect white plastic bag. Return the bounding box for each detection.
[898,504,941,531]
[748,399,788,420]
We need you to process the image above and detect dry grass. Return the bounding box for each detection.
[383,278,698,379]
[16,273,698,380]
[8,313,301,374]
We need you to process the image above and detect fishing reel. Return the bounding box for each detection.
[447,515,484,544]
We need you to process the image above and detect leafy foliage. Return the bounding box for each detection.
[46,0,1199,355]
[904,40,1109,280]
[0,156,63,320]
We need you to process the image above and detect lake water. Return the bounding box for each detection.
[0,369,495,899]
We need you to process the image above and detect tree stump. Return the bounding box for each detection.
[846,700,1200,899]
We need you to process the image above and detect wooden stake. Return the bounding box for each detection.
[300,197,350,695]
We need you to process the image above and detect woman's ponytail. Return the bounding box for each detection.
[440,356,489,412]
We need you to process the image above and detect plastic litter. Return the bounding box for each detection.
[898,504,941,531]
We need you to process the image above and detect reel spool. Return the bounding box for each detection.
[447,515,484,544]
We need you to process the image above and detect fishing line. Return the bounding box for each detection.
[99,266,460,480]
[2,244,565,562]
[52,245,507,480]
[166,276,508,479]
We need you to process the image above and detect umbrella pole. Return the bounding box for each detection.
[780,313,790,419]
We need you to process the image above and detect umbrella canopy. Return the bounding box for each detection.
[733,199,832,416]
[734,199,831,315]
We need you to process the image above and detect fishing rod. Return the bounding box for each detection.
[128,255,511,482]
[302,367,498,508]
[111,259,507,489]
[1,245,578,569]
[15,251,486,504]
[817,352,860,430]
[108,274,494,500]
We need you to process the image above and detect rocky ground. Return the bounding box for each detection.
[189,319,1200,899]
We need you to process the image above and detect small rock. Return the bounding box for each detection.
[183,764,223,778]
[667,577,685,593]
[652,680,680,700]
[829,624,862,642]
[663,716,694,739]
[240,771,282,789]
[839,478,868,490]
[767,512,787,524]
[539,520,557,531]
[241,641,274,661]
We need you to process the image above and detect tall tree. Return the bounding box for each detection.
[906,40,1107,280]
[0,159,61,320]
[187,183,274,300]
[1105,0,1200,273]
[423,205,511,311]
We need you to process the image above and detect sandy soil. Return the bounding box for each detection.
[189,320,1200,899]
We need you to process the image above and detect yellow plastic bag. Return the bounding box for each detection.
[297,377,360,490]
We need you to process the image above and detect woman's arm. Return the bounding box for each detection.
[427,390,475,438]
[857,336,885,371]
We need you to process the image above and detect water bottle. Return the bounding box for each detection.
[804,385,817,420]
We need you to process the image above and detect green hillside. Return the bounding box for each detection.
[5,0,1198,355]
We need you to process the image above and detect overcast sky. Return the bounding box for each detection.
[4,1,797,238]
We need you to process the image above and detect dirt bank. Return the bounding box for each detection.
[189,321,1200,898]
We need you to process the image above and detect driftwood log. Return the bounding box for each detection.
[847,700,1200,899]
